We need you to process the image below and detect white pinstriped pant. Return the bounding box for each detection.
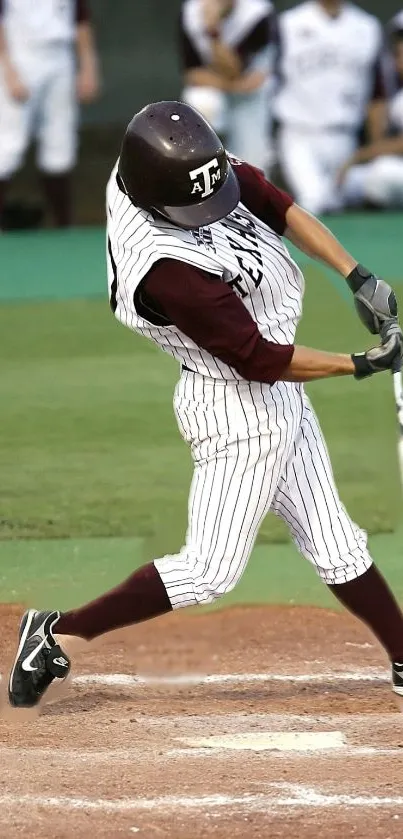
[154,371,372,608]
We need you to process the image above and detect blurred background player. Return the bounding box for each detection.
[340,11,403,209]
[180,0,277,171]
[274,0,387,215]
[0,0,99,229]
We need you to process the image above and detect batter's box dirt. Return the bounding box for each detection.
[0,604,402,839]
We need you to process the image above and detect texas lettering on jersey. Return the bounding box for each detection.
[221,211,263,299]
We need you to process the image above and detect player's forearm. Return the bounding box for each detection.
[184,67,232,90]
[76,21,97,73]
[349,135,403,164]
[210,40,242,80]
[280,346,355,383]
[230,70,267,94]
[0,22,13,71]
[284,203,357,279]
[366,99,388,143]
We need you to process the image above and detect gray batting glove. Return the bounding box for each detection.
[346,264,398,335]
[351,318,403,380]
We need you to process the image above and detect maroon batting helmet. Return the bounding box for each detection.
[118,101,240,228]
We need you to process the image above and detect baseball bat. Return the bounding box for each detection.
[392,357,403,491]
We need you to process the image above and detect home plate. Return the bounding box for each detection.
[182,731,346,752]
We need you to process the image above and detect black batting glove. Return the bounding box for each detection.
[352,317,403,380]
[346,264,398,335]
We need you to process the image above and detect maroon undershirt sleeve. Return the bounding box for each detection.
[76,0,90,24]
[234,161,294,233]
[143,260,294,384]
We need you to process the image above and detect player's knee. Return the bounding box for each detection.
[365,159,398,207]
[39,157,76,175]
[0,142,26,178]
[155,548,249,608]
[39,142,77,175]
[192,561,244,604]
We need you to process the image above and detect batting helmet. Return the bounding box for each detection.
[118,101,240,229]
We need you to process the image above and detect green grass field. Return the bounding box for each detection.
[1,218,403,609]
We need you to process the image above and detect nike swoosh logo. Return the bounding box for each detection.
[21,638,46,672]
[53,657,69,668]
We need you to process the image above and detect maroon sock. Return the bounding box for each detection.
[55,562,172,640]
[328,563,403,662]
[0,178,11,228]
[41,171,73,227]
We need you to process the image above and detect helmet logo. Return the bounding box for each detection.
[189,158,221,198]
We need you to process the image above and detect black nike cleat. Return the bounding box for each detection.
[8,609,70,708]
[392,662,403,697]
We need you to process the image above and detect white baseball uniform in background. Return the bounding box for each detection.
[180,0,276,171]
[0,0,79,178]
[105,160,371,609]
[343,9,403,210]
[343,88,403,207]
[274,1,384,215]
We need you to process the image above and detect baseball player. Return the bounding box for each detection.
[0,0,99,228]
[274,0,387,215]
[340,13,403,208]
[180,0,277,170]
[8,101,403,710]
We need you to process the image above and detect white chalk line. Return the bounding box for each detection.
[166,745,402,759]
[71,669,389,688]
[1,785,403,814]
[0,742,401,763]
[0,669,390,688]
[273,783,403,808]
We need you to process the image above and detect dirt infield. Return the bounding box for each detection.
[1,603,403,838]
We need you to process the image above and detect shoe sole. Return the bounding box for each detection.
[393,685,403,697]
[8,608,37,703]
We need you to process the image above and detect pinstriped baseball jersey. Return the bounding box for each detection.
[106,160,304,380]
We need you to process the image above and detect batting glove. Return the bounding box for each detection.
[352,317,403,380]
[346,264,398,335]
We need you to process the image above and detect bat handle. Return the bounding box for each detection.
[393,362,403,421]
[392,356,402,374]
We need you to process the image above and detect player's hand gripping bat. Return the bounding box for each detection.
[352,318,402,379]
